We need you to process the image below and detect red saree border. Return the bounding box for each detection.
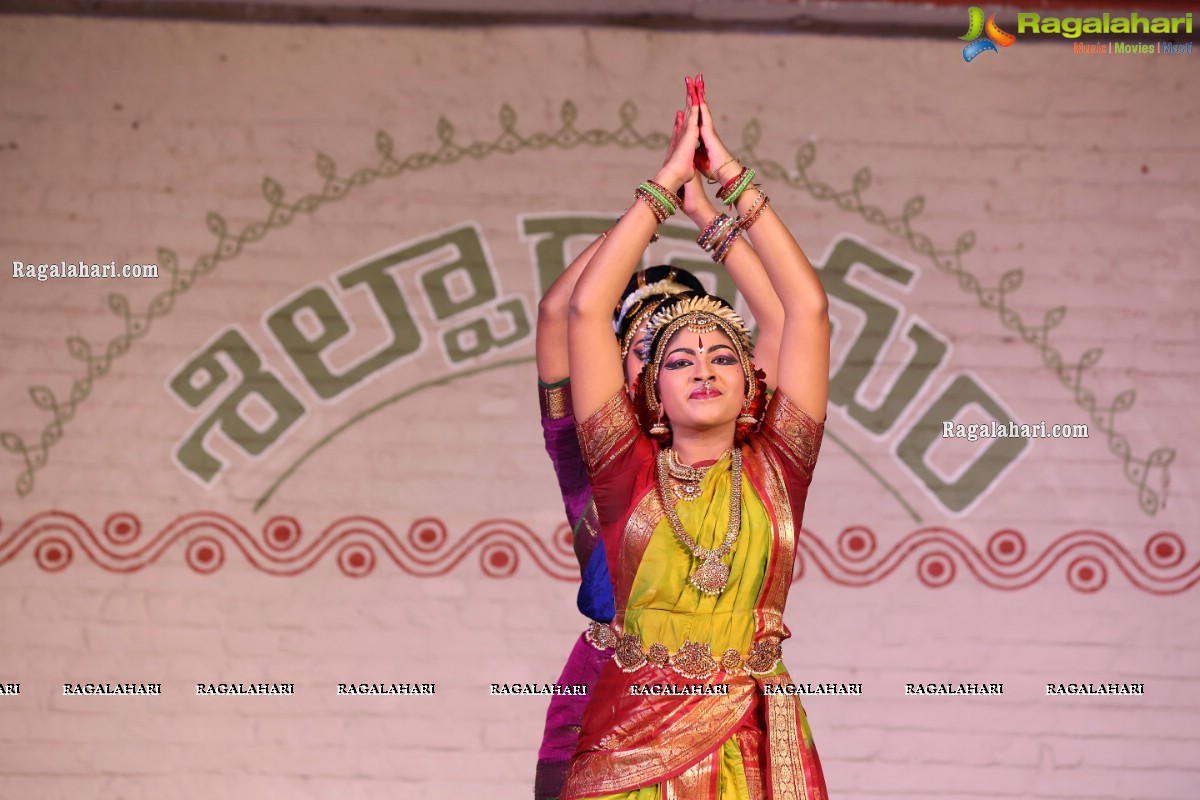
[759,673,818,800]
[743,440,794,644]
[561,672,759,798]
[664,747,720,800]
[612,489,663,635]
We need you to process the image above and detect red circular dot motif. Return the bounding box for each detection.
[185,537,224,574]
[35,538,73,572]
[1066,557,1107,593]
[837,528,875,562]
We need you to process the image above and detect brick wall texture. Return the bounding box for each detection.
[1,14,1197,800]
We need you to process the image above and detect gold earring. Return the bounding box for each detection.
[737,399,757,426]
[650,410,670,436]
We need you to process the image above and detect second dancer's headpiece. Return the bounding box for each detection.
[614,266,706,360]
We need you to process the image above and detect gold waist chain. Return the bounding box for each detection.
[586,621,781,681]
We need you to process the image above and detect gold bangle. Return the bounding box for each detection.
[738,193,771,230]
[738,188,766,219]
[635,188,671,224]
[644,179,683,210]
[707,156,740,184]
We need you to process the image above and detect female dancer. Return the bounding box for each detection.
[533,95,790,799]
[561,75,831,799]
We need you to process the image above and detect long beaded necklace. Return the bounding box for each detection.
[655,447,744,596]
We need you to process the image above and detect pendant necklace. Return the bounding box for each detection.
[655,447,743,596]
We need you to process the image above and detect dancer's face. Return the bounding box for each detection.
[655,328,745,435]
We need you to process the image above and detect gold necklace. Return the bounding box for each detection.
[664,447,730,501]
[656,447,743,596]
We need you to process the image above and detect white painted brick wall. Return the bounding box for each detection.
[1,14,1197,800]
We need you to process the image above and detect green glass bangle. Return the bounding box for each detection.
[645,179,683,209]
[638,182,677,215]
[635,189,670,223]
[723,168,757,206]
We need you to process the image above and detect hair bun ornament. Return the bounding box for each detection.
[613,278,690,335]
[614,267,708,360]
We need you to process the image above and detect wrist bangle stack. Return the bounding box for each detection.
[697,213,736,250]
[635,180,681,223]
[716,167,757,206]
[634,188,671,223]
[697,212,743,264]
[737,189,771,230]
[646,179,683,209]
[633,179,682,243]
[712,226,743,263]
[717,169,743,197]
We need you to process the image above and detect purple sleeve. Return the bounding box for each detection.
[539,381,593,534]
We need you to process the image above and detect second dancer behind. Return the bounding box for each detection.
[537,261,703,798]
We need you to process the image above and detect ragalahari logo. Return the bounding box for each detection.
[960,7,1016,61]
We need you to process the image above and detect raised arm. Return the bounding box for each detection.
[696,75,829,421]
[567,94,700,421]
[536,232,606,384]
[675,80,784,391]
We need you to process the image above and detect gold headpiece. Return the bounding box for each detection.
[613,278,689,335]
[614,275,691,361]
[641,295,756,414]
